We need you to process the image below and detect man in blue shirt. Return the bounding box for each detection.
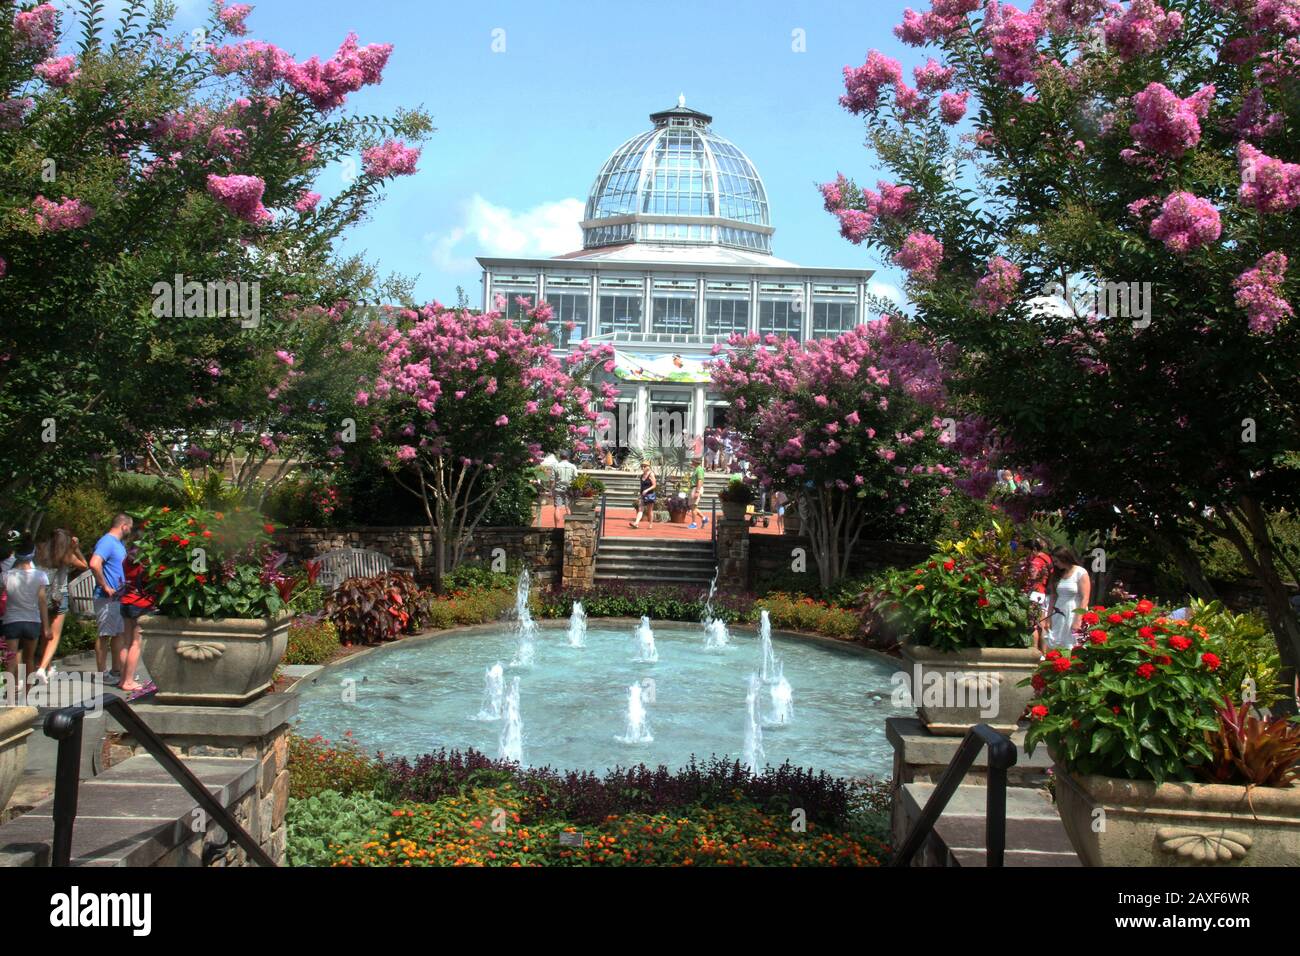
[88,513,132,683]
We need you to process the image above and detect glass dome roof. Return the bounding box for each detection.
[582,99,772,254]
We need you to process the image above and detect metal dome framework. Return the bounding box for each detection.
[581,100,773,254]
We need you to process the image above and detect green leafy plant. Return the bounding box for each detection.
[1200,698,1300,788]
[284,616,340,665]
[1188,600,1287,708]
[1023,600,1226,783]
[569,473,605,499]
[288,733,385,800]
[717,477,756,505]
[286,789,396,867]
[865,552,1032,652]
[755,593,859,639]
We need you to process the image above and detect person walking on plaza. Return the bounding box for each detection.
[687,455,708,530]
[1045,546,1091,650]
[33,528,88,684]
[117,550,157,698]
[1,535,51,685]
[552,451,579,526]
[629,460,657,529]
[88,513,132,684]
[1022,536,1053,652]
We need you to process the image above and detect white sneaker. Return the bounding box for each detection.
[29,668,47,685]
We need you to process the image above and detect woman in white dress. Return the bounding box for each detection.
[1045,547,1091,650]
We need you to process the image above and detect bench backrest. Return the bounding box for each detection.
[315,547,393,590]
[68,570,96,618]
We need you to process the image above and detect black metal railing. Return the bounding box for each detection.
[44,693,275,867]
[710,498,717,559]
[595,493,607,557]
[890,723,1016,868]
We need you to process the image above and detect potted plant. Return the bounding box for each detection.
[665,488,692,524]
[866,526,1037,735]
[568,474,604,515]
[0,706,38,813]
[717,477,756,520]
[134,506,297,705]
[1023,599,1300,866]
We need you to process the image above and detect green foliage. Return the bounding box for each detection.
[717,477,756,505]
[284,617,340,666]
[442,562,519,593]
[265,470,344,528]
[423,589,516,629]
[754,593,859,638]
[1023,601,1227,783]
[40,483,114,545]
[568,473,605,499]
[479,468,538,527]
[286,789,396,867]
[288,733,385,800]
[56,615,98,657]
[1190,600,1287,707]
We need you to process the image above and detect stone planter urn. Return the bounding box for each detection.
[1053,767,1300,866]
[897,642,1041,735]
[720,500,749,521]
[139,613,291,706]
[568,497,596,515]
[0,706,38,812]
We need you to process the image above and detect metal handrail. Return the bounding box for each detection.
[710,498,717,559]
[43,693,275,867]
[595,493,607,558]
[889,723,1016,868]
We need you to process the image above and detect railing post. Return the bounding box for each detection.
[44,706,87,867]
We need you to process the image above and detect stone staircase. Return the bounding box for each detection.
[594,537,718,589]
[580,469,735,508]
[898,782,1080,867]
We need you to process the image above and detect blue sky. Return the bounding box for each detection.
[101,0,929,306]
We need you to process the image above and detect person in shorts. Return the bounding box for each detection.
[117,552,156,697]
[1023,537,1054,653]
[33,528,88,685]
[1,536,50,684]
[687,456,708,530]
[89,513,132,684]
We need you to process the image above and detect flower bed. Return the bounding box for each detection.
[286,736,889,867]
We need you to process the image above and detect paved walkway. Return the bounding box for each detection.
[536,504,786,540]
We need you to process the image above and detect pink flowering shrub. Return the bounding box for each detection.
[1234,252,1293,334]
[1103,0,1184,61]
[840,51,903,114]
[34,55,80,87]
[1238,142,1300,213]
[218,2,254,36]
[1129,83,1214,157]
[972,256,1023,314]
[27,196,95,232]
[206,173,273,224]
[894,232,945,281]
[362,140,421,178]
[1148,191,1222,253]
[939,90,969,123]
[13,4,58,50]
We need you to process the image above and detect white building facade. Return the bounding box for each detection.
[478,99,874,450]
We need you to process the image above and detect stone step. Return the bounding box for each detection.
[595,555,718,570]
[594,573,717,587]
[948,847,1082,867]
[900,782,1079,866]
[596,539,715,554]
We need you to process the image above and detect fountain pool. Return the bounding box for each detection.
[294,621,912,780]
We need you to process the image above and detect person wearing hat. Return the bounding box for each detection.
[0,535,50,685]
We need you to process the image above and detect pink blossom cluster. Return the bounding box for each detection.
[206,173,272,224]
[27,196,95,232]
[212,33,392,112]
[35,55,80,88]
[1217,0,1300,34]
[0,98,33,130]
[984,2,1046,86]
[820,177,916,245]
[894,232,945,281]
[914,58,956,92]
[939,90,970,123]
[1238,142,1300,213]
[1032,0,1108,32]
[972,256,1023,313]
[1129,82,1214,157]
[1102,0,1184,61]
[13,4,58,50]
[1148,191,1221,253]
[362,139,421,178]
[840,51,903,114]
[1233,88,1283,140]
[217,2,254,36]
[895,0,980,45]
[294,191,321,212]
[894,82,931,119]
[1233,251,1292,334]
[1233,252,1293,333]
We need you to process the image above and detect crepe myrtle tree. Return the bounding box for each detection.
[361,299,618,581]
[823,0,1300,692]
[0,0,431,530]
[710,319,961,590]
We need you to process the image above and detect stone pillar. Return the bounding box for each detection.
[562,509,597,590]
[715,513,750,590]
[109,693,297,865]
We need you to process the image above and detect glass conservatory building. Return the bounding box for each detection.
[477,99,874,448]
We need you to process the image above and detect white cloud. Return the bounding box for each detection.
[430,195,584,272]
[867,279,904,306]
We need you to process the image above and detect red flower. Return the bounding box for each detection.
[1030,704,1048,720]
[1201,652,1221,671]
[1045,649,1061,660]
[1138,626,1155,640]
[1088,629,1108,645]
[1031,673,1046,691]
[1081,611,1100,626]
[1136,662,1156,679]
[1120,610,1135,619]
[202,530,212,538]
[1071,718,1080,729]
[1053,656,1072,672]
[1112,705,1121,714]
[1136,599,1154,614]
[942,559,955,571]
[195,574,207,584]
[977,597,989,607]
[1105,613,1121,625]
[1168,634,1192,652]
[1156,655,1172,666]
[263,523,276,534]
